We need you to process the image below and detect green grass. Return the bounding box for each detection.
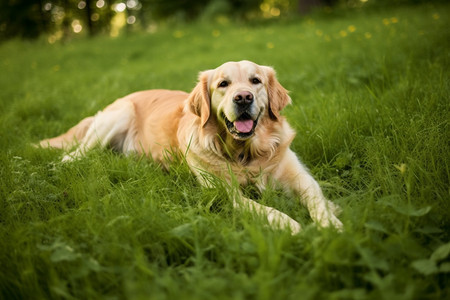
[1,3,449,299]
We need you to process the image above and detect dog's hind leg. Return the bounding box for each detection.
[62,100,136,161]
[39,116,94,150]
[58,99,136,162]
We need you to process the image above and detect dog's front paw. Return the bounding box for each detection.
[286,218,302,235]
[267,210,302,235]
[327,200,343,216]
[318,213,343,232]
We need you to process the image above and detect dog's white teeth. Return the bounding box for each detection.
[234,120,254,133]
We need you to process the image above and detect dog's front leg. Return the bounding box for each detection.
[233,196,301,234]
[273,149,343,230]
[189,164,301,234]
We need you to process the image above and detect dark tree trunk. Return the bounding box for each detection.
[62,0,71,40]
[85,0,94,36]
[298,0,338,14]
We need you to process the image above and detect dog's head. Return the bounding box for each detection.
[188,60,291,140]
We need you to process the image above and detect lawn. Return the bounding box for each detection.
[1,3,449,299]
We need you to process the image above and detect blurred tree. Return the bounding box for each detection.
[227,0,264,18]
[298,0,337,14]
[139,0,212,21]
[0,0,49,39]
[85,0,94,35]
[75,0,113,36]
[0,0,443,41]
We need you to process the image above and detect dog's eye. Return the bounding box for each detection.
[251,78,261,84]
[218,81,229,88]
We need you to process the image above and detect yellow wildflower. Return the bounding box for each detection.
[394,163,407,175]
[173,30,184,38]
[212,30,221,37]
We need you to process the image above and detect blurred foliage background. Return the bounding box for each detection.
[0,0,444,41]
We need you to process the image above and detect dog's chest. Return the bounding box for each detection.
[227,157,278,187]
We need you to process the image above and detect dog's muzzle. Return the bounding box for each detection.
[223,112,259,140]
[220,91,261,140]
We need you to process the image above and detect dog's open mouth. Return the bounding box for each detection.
[222,112,259,140]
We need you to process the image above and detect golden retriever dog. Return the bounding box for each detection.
[40,60,343,234]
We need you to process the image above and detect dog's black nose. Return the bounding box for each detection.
[233,91,254,105]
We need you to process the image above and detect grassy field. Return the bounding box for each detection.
[1,3,449,299]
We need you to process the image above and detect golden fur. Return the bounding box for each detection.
[40,60,343,233]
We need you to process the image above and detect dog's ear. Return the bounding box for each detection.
[188,70,213,127]
[264,66,292,121]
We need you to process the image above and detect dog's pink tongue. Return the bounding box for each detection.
[234,120,254,133]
